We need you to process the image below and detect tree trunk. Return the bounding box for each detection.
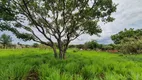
[57,36,68,59]
[63,50,66,59]
[59,48,67,59]
[52,47,58,58]
[59,50,63,59]
[57,38,64,59]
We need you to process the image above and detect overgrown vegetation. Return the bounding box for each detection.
[69,40,116,52]
[115,37,142,54]
[111,28,142,54]
[0,48,142,80]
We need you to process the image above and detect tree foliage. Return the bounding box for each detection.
[111,28,142,44]
[111,28,142,54]
[0,0,15,21]
[32,43,39,48]
[116,37,142,54]
[84,40,99,50]
[0,34,12,48]
[0,0,117,59]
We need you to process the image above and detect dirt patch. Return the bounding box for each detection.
[26,70,39,80]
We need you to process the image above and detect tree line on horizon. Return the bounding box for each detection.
[1,28,142,55]
[74,28,142,54]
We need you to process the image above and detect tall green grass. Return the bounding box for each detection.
[0,48,142,80]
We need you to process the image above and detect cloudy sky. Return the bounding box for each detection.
[72,0,142,44]
[1,0,142,45]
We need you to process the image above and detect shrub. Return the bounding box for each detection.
[117,37,142,54]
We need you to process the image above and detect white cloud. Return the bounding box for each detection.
[72,0,142,44]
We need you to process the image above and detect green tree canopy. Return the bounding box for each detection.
[111,28,142,44]
[85,40,99,49]
[0,34,12,48]
[0,0,117,59]
[0,0,15,21]
[32,43,39,48]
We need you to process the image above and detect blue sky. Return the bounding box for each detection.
[0,0,142,45]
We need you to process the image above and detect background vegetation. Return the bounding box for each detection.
[111,28,142,54]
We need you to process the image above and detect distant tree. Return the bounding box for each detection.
[24,44,30,48]
[85,40,99,50]
[97,44,103,50]
[102,45,113,50]
[111,28,142,54]
[0,34,12,48]
[76,44,84,49]
[32,43,39,48]
[68,44,76,48]
[0,0,117,59]
[111,28,142,44]
[17,42,21,45]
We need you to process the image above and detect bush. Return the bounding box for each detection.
[117,37,142,54]
[102,45,113,50]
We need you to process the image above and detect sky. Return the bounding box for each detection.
[72,0,142,44]
[0,0,142,45]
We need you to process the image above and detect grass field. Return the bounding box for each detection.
[0,48,142,80]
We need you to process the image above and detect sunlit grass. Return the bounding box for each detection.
[0,48,142,80]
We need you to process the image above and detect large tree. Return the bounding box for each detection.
[0,0,117,59]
